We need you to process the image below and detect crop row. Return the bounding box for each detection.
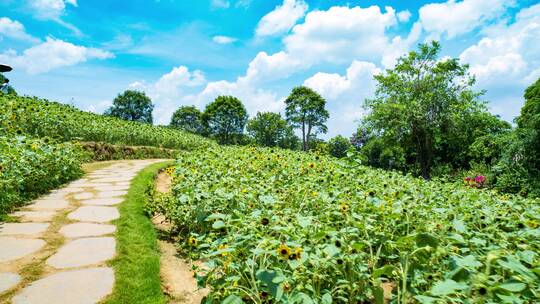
[0,136,84,215]
[147,146,540,303]
[0,95,215,150]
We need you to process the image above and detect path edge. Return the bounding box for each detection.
[102,161,173,304]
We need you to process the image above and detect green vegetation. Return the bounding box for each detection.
[327,135,353,158]
[105,90,154,124]
[81,142,179,161]
[360,42,510,179]
[105,161,170,304]
[247,112,299,149]
[202,95,248,144]
[0,136,84,216]
[170,105,204,134]
[285,86,329,151]
[0,94,214,150]
[147,146,540,303]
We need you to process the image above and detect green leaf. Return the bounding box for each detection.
[222,294,243,304]
[452,219,467,233]
[212,220,226,229]
[321,293,332,304]
[414,295,439,304]
[415,233,439,248]
[453,255,482,269]
[430,279,467,296]
[296,215,312,228]
[372,265,397,279]
[498,282,527,292]
[373,286,384,304]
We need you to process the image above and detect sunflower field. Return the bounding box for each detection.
[0,136,84,215]
[147,146,540,303]
[0,95,215,150]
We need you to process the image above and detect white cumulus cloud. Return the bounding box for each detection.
[419,0,516,40]
[211,0,230,9]
[128,66,207,125]
[304,61,382,136]
[255,0,308,37]
[0,37,113,74]
[0,17,39,43]
[459,3,540,120]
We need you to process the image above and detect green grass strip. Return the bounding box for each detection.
[104,161,172,304]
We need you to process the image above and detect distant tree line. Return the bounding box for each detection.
[103,41,540,197]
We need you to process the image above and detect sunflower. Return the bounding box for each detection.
[277,244,292,259]
[261,217,270,226]
[308,163,315,169]
[188,236,198,246]
[340,203,350,213]
[526,220,539,229]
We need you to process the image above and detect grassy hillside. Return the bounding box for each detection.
[0,95,215,150]
[147,146,540,303]
[0,94,212,216]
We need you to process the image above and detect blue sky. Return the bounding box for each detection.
[1,0,539,138]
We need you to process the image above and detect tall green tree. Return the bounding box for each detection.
[285,86,329,151]
[363,41,487,179]
[105,90,154,124]
[202,95,248,144]
[170,106,203,134]
[247,112,299,149]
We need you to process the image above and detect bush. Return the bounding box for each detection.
[327,135,352,158]
[0,136,84,215]
[81,142,179,161]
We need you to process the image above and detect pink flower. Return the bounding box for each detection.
[475,175,486,184]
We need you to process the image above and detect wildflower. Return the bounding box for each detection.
[188,236,197,246]
[277,244,292,259]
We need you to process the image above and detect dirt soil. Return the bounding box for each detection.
[153,171,208,303]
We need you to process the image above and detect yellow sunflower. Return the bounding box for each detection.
[277,244,292,259]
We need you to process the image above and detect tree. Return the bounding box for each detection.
[105,90,153,124]
[0,73,15,95]
[285,86,329,151]
[362,41,488,179]
[170,106,203,134]
[202,95,248,144]
[247,112,298,149]
[328,135,353,158]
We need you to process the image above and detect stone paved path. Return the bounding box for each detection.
[0,160,166,303]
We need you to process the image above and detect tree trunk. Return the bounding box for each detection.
[302,122,307,151]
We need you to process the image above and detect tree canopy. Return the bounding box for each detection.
[247,112,299,149]
[285,86,329,151]
[361,41,505,178]
[170,106,203,134]
[202,95,248,144]
[105,90,154,124]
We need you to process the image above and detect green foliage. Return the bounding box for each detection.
[0,94,214,150]
[285,86,329,151]
[147,146,540,303]
[327,135,353,158]
[169,106,204,134]
[0,136,84,215]
[81,142,179,161]
[247,112,300,149]
[202,95,248,144]
[105,90,154,124]
[0,73,16,95]
[362,41,494,178]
